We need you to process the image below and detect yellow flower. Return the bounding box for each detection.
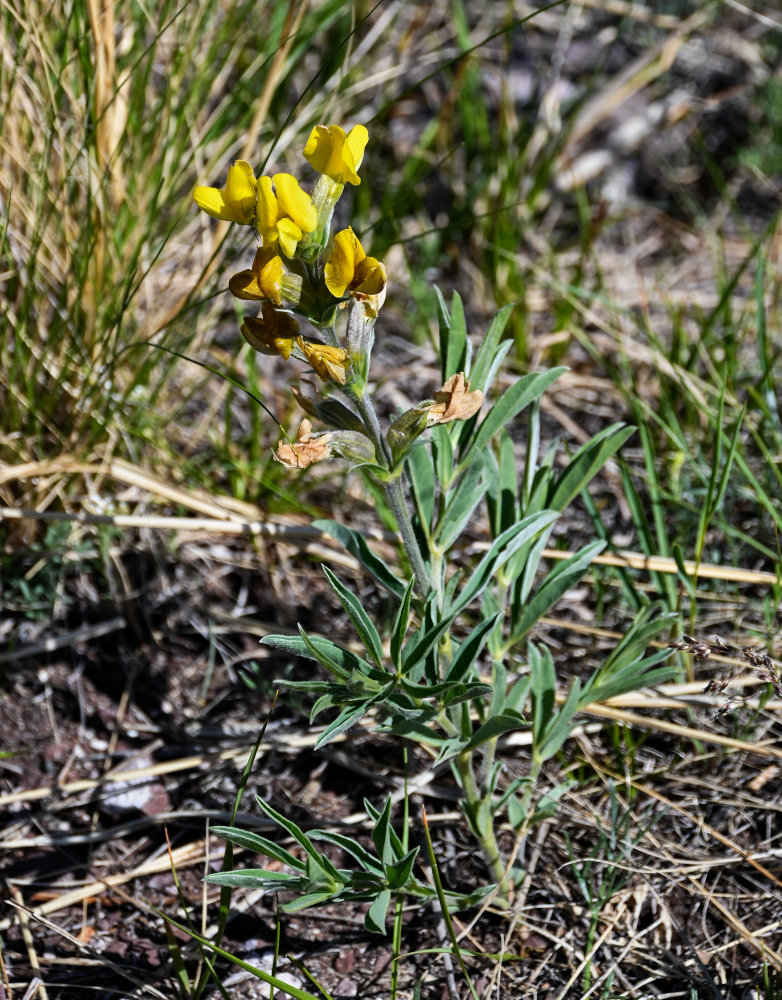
[241,302,298,359]
[256,173,317,257]
[325,228,387,316]
[229,247,284,305]
[297,337,350,385]
[304,124,368,186]
[193,160,257,224]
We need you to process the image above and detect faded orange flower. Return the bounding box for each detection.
[426,373,484,426]
[273,419,333,469]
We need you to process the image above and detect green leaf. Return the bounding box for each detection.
[390,577,416,670]
[313,682,396,749]
[432,422,455,489]
[449,511,559,615]
[262,630,368,679]
[384,848,419,889]
[468,303,514,392]
[401,602,457,675]
[529,642,556,745]
[365,888,392,934]
[254,798,326,863]
[507,541,606,646]
[322,565,385,669]
[314,701,373,749]
[445,614,500,684]
[380,717,450,747]
[309,831,382,874]
[460,369,566,472]
[406,441,436,537]
[371,795,394,864]
[547,423,635,511]
[208,827,303,871]
[462,711,526,752]
[365,798,407,858]
[282,891,341,912]
[441,682,493,707]
[490,429,518,535]
[535,676,582,763]
[434,448,493,550]
[437,288,468,382]
[313,519,406,599]
[205,870,303,891]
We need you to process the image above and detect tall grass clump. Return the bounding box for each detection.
[0,0,373,499]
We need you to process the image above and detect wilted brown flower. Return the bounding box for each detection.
[426,373,484,426]
[273,419,333,469]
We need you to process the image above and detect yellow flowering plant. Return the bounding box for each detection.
[195,126,676,926]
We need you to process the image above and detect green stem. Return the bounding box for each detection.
[348,388,432,596]
[454,750,506,891]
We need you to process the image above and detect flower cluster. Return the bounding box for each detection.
[194,125,481,472]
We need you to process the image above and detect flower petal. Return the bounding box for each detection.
[273,173,317,233]
[274,419,333,469]
[276,218,303,259]
[304,125,339,176]
[193,185,235,222]
[297,337,350,384]
[229,269,266,300]
[426,373,484,425]
[241,302,298,358]
[343,124,368,185]
[304,124,368,186]
[256,175,279,231]
[325,228,365,297]
[224,160,258,223]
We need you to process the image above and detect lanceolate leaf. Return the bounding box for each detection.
[322,565,385,668]
[406,442,436,537]
[445,614,500,684]
[262,630,368,680]
[209,827,303,871]
[437,288,469,382]
[460,369,566,471]
[366,889,392,934]
[314,519,406,599]
[547,423,635,511]
[435,448,493,550]
[390,577,416,669]
[468,303,514,392]
[449,511,558,615]
[313,681,396,749]
[507,540,606,647]
[462,711,527,751]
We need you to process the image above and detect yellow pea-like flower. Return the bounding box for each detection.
[229,247,284,305]
[193,160,257,224]
[256,174,317,257]
[304,124,368,186]
[241,302,298,359]
[325,228,387,316]
[297,337,350,385]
